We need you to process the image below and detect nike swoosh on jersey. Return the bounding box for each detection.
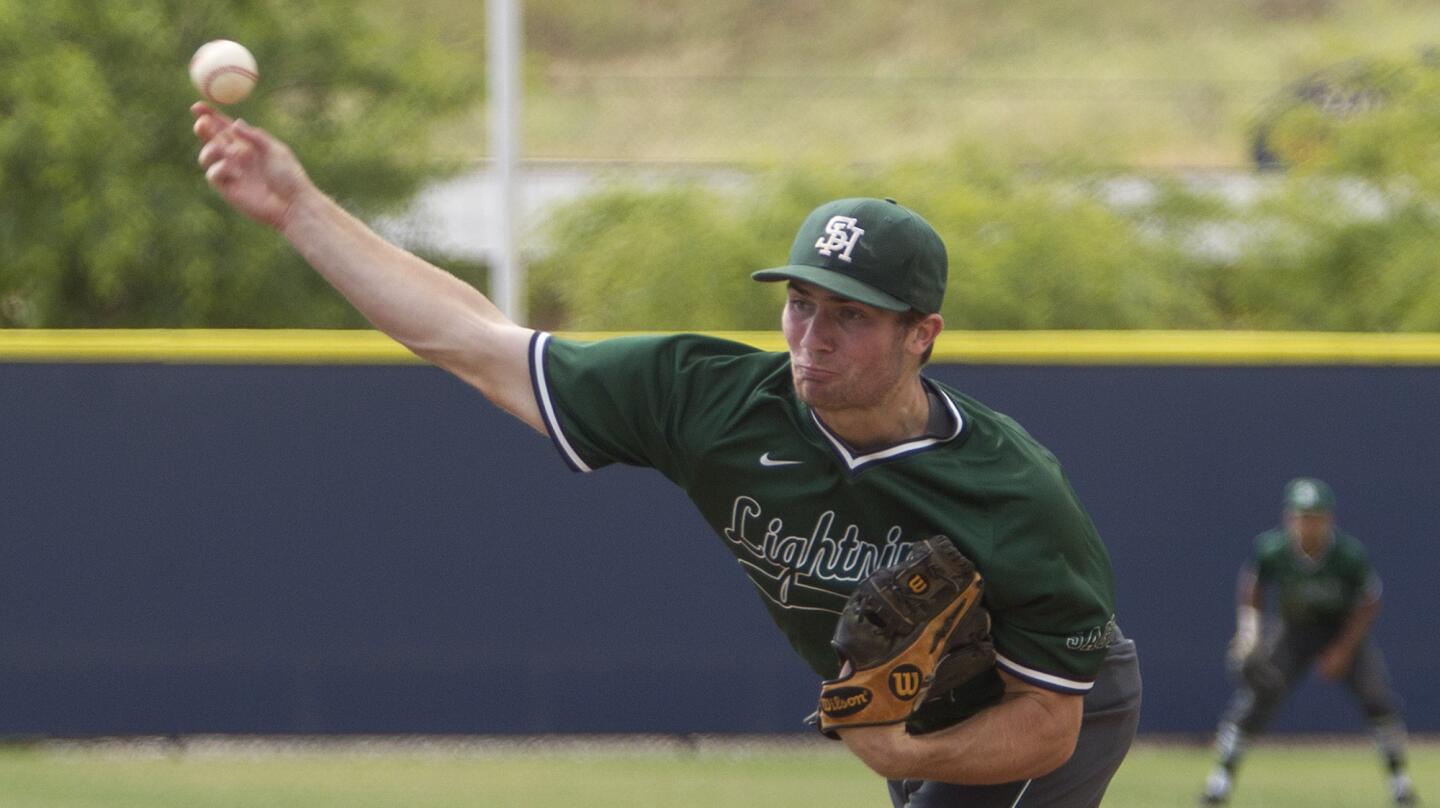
[759,452,804,467]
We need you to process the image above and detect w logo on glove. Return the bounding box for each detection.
[889,665,924,699]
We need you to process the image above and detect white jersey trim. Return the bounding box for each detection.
[808,381,965,473]
[531,332,594,473]
[995,652,1095,694]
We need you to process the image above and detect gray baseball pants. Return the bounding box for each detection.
[886,629,1142,808]
[1221,621,1401,735]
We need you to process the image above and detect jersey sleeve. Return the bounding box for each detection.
[530,332,758,482]
[1341,534,1382,602]
[984,472,1118,695]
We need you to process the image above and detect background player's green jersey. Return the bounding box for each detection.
[1251,528,1380,626]
[531,332,1117,714]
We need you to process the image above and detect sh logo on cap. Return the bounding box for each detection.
[815,216,865,262]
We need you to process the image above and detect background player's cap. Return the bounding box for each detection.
[1283,477,1335,512]
[751,197,948,313]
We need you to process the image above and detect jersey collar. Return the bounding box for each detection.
[806,378,966,473]
[1288,530,1334,568]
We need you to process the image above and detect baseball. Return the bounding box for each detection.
[189,40,258,105]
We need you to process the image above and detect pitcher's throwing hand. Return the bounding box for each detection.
[193,102,310,230]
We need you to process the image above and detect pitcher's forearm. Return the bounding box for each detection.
[280,186,513,362]
[194,107,539,432]
[841,683,1081,784]
[277,186,544,429]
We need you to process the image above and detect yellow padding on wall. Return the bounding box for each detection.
[3,329,1440,365]
[0,329,418,364]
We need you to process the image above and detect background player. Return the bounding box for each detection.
[1200,478,1416,805]
[192,102,1141,807]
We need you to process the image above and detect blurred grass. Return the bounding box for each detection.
[368,0,1440,166]
[0,736,1431,808]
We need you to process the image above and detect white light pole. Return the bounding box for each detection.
[488,0,524,323]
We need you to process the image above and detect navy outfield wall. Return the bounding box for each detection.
[1,331,1436,736]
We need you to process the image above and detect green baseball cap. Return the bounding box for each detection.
[1283,477,1336,512]
[751,197,948,313]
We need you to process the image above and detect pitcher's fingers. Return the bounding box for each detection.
[204,140,253,184]
[190,101,233,124]
[194,116,224,143]
[205,157,234,186]
[198,134,232,169]
[230,120,271,156]
[191,102,234,142]
[202,132,255,173]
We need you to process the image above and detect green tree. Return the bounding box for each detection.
[1223,52,1440,330]
[0,0,477,327]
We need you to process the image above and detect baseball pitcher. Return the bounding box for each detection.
[192,103,1142,808]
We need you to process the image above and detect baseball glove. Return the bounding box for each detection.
[1239,651,1285,694]
[816,535,992,734]
[1226,629,1284,695]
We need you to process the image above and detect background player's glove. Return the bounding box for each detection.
[1224,605,1282,693]
[1239,651,1285,694]
[816,535,991,735]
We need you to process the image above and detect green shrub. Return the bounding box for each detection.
[532,156,1225,331]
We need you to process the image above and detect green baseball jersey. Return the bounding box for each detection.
[531,332,1117,703]
[1251,527,1381,626]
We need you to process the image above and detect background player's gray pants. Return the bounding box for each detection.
[886,631,1141,808]
[1220,621,1401,738]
